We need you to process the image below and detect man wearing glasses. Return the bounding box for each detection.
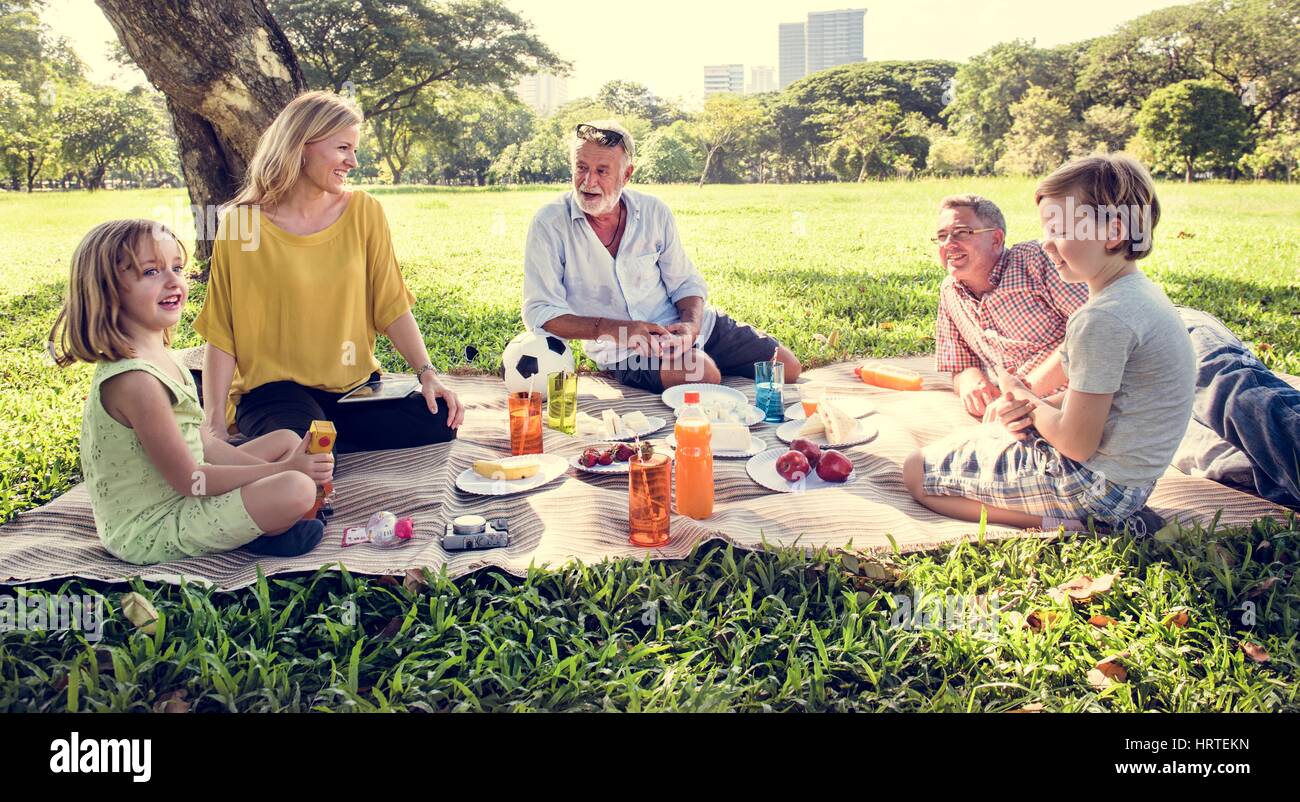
[522,119,800,392]
[934,194,1299,511]
[932,194,1087,417]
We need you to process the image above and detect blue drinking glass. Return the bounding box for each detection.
[754,361,785,423]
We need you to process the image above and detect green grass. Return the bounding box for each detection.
[1,180,1297,711]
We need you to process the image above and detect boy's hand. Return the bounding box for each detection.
[283,434,334,484]
[958,370,998,417]
[984,391,1036,440]
[995,366,1040,405]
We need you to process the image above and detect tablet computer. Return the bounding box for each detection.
[337,377,420,404]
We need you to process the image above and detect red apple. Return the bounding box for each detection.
[815,450,854,483]
[775,450,811,482]
[790,438,823,468]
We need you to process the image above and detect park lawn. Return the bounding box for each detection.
[0,179,1297,711]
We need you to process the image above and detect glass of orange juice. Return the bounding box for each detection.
[801,384,825,418]
[508,391,543,455]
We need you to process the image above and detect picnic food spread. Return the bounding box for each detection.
[473,457,541,480]
[798,400,857,441]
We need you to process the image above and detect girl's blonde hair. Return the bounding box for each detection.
[49,219,187,367]
[229,90,364,210]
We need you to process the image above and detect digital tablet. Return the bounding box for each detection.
[336,377,420,404]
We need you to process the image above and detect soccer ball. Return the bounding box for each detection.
[501,331,574,397]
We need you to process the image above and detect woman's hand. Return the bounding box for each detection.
[420,372,464,429]
[204,418,232,444]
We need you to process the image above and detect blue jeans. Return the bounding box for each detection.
[1180,308,1300,509]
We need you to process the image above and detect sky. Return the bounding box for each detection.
[46,0,1192,105]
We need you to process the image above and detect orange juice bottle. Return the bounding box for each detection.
[855,363,924,391]
[673,392,713,519]
[303,420,336,520]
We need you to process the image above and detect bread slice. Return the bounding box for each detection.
[601,409,622,438]
[710,422,752,452]
[798,412,825,437]
[818,401,858,444]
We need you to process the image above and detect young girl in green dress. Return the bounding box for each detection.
[50,219,334,565]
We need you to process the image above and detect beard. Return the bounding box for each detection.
[575,187,622,217]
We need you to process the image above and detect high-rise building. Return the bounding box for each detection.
[703,64,745,97]
[806,8,867,74]
[515,72,568,116]
[778,22,806,90]
[748,65,776,95]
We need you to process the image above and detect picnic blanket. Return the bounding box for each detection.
[1,356,1293,591]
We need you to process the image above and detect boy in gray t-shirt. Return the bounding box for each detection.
[1062,273,1195,486]
[904,154,1195,535]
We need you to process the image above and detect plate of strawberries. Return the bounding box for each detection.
[570,441,672,475]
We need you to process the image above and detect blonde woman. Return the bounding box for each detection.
[195,90,463,455]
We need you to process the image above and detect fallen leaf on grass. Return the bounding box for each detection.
[1088,656,1128,689]
[1008,703,1045,713]
[120,592,158,635]
[1211,543,1238,568]
[1026,610,1061,631]
[1049,572,1120,605]
[154,690,190,714]
[1088,615,1117,628]
[402,569,429,594]
[1162,608,1190,629]
[374,575,400,588]
[1240,642,1270,663]
[377,616,403,639]
[1245,577,1281,599]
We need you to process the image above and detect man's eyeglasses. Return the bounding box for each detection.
[930,227,996,245]
[575,123,624,149]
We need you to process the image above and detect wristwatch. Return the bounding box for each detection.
[415,363,437,382]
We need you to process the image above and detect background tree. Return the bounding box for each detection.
[1068,104,1137,158]
[595,80,683,129]
[419,88,534,185]
[814,100,928,181]
[270,0,566,118]
[56,84,170,189]
[995,85,1074,176]
[694,93,763,187]
[924,126,977,176]
[95,0,304,259]
[1136,79,1252,181]
[637,120,702,183]
[943,40,1075,172]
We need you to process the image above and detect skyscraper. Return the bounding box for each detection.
[749,65,776,95]
[703,64,745,97]
[778,22,806,90]
[806,9,867,74]
[515,72,568,116]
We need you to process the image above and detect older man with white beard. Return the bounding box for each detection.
[522,119,800,393]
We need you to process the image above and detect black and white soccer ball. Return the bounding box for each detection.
[501,331,575,397]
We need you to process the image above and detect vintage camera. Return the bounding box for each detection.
[442,515,510,551]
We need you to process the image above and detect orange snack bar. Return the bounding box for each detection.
[855,363,924,391]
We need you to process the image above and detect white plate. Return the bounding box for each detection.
[783,397,876,421]
[661,384,749,410]
[664,432,767,459]
[776,417,878,449]
[569,441,673,475]
[455,454,569,496]
[747,448,858,493]
[599,415,667,441]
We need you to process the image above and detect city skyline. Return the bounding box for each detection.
[46,0,1195,110]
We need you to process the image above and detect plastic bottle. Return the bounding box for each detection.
[674,391,714,519]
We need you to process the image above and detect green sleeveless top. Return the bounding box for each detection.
[80,353,206,561]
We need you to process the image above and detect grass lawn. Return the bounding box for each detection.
[0,179,1297,711]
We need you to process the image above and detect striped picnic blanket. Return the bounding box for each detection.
[0,356,1292,590]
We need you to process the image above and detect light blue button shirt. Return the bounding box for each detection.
[522,188,716,367]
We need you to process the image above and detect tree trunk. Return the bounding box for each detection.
[1185,158,1193,184]
[95,0,305,266]
[699,147,717,188]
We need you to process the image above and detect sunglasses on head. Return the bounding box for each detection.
[575,123,624,149]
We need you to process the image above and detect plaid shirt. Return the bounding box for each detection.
[935,241,1088,380]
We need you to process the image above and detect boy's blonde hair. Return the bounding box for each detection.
[1034,154,1161,261]
[49,220,186,367]
[229,90,363,210]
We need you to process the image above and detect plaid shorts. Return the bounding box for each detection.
[920,428,1155,527]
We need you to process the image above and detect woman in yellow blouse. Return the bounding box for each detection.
[196,91,463,452]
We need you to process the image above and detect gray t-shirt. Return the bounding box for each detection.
[1060,272,1196,486]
